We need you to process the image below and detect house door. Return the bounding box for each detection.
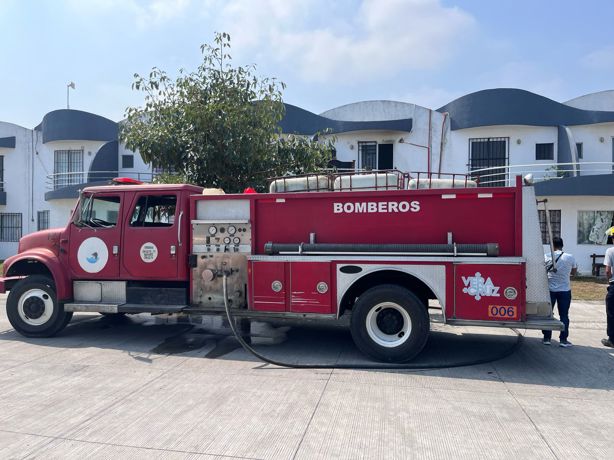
[378,143,394,169]
[469,137,508,187]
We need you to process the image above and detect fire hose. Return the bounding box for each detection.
[222,274,523,370]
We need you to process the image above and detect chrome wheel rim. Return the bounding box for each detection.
[365,302,412,348]
[17,289,54,326]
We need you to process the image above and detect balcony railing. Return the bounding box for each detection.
[46,171,157,190]
[471,162,614,187]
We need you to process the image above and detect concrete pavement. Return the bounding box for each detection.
[0,294,613,459]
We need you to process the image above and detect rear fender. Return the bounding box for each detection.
[4,249,72,301]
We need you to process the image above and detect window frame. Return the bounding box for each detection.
[538,209,561,244]
[0,213,22,242]
[37,210,50,231]
[535,143,554,161]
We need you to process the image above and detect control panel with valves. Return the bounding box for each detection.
[192,221,252,254]
[191,220,251,309]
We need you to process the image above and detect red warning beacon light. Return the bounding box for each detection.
[111,177,144,185]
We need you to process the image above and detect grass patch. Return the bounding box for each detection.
[571,276,609,301]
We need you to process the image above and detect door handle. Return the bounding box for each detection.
[112,245,119,255]
[178,211,184,247]
[60,238,69,244]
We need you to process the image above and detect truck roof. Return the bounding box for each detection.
[82,183,204,194]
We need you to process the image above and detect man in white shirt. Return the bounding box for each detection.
[601,227,614,348]
[543,237,577,347]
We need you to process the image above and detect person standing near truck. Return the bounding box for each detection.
[543,237,577,347]
[601,227,614,348]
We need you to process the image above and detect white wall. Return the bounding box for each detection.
[541,196,614,275]
[447,125,559,181]
[322,101,446,176]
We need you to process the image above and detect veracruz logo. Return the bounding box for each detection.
[462,272,500,301]
[333,200,420,214]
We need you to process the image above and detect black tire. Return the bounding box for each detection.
[350,284,430,363]
[6,275,71,338]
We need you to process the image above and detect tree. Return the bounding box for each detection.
[120,32,333,192]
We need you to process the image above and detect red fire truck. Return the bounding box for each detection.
[0,171,561,362]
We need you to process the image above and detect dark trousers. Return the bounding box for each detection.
[606,284,614,341]
[543,290,571,341]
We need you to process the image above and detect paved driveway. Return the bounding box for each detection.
[0,294,613,459]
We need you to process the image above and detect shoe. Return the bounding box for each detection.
[601,338,614,348]
[542,338,551,345]
[559,340,573,348]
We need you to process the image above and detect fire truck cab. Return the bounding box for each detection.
[0,172,562,362]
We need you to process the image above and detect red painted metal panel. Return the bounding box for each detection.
[453,263,525,321]
[120,191,180,280]
[250,261,286,312]
[290,262,333,314]
[67,192,123,280]
[250,187,520,256]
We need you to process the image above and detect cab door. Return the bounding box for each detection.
[67,192,123,279]
[120,192,180,280]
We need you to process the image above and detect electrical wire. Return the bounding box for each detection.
[222,274,524,370]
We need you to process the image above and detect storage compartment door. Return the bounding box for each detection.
[454,263,525,321]
[290,262,333,314]
[249,261,286,312]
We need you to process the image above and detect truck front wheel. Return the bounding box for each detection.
[6,275,71,338]
[350,285,429,363]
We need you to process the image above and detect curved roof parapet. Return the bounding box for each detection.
[564,90,614,111]
[534,174,614,197]
[437,88,614,130]
[36,109,118,143]
[88,141,118,183]
[319,100,418,121]
[280,103,412,135]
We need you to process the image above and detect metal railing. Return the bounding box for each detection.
[471,162,614,187]
[45,171,157,190]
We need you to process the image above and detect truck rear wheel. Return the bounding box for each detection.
[6,275,71,338]
[350,285,429,363]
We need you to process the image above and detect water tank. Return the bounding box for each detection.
[333,173,401,191]
[269,175,329,193]
[407,178,477,189]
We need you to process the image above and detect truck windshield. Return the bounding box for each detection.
[73,194,121,228]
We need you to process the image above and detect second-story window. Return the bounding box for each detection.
[0,156,4,192]
[535,143,554,160]
[576,142,583,159]
[358,141,377,169]
[54,149,84,189]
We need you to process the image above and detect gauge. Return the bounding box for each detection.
[223,237,231,244]
[228,225,237,235]
[208,226,217,235]
[233,237,240,244]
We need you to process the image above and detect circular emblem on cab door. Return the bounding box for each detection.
[77,237,109,273]
[140,242,158,263]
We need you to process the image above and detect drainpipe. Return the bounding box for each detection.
[438,112,449,177]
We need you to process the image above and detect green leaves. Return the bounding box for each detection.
[120,32,334,193]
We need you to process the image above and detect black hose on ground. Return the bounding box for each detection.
[222,274,523,370]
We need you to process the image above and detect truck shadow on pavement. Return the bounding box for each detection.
[1,312,613,391]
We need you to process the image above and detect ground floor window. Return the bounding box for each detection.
[37,210,50,231]
[538,209,561,244]
[577,210,614,245]
[0,213,22,242]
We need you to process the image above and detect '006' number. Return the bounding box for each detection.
[489,305,517,319]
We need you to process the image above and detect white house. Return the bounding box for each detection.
[0,109,152,259]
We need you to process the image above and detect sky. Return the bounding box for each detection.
[1,0,614,128]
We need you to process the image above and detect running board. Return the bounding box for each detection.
[446,317,564,331]
[63,302,186,314]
